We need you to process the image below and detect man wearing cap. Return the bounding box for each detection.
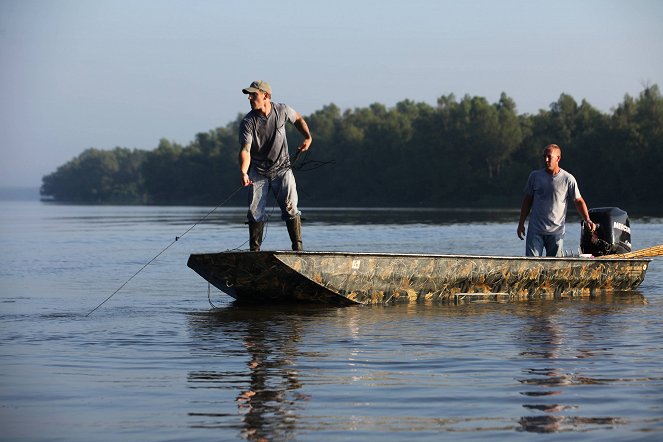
[239,80,313,251]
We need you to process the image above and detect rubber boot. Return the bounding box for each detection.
[248,220,264,251]
[286,216,303,251]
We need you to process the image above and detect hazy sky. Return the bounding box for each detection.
[1,0,661,187]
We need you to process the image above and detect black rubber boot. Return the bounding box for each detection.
[286,216,303,251]
[248,220,264,251]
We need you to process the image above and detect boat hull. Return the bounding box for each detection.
[187,251,650,305]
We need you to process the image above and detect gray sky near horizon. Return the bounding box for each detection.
[1,0,662,188]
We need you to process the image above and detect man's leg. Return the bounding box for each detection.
[248,220,264,251]
[247,172,269,251]
[525,230,544,257]
[273,169,300,220]
[273,170,303,250]
[544,233,564,257]
[286,215,303,251]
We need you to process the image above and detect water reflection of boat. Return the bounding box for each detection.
[514,311,630,433]
[187,251,651,305]
[186,307,322,440]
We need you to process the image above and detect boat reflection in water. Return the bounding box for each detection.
[184,292,649,439]
[186,306,322,441]
[514,293,647,433]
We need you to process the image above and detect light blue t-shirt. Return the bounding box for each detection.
[524,168,581,235]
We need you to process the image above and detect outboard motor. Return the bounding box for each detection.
[580,207,632,256]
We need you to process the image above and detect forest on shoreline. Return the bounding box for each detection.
[41,85,662,213]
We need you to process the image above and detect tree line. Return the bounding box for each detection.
[41,85,663,213]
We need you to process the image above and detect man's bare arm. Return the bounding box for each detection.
[293,113,312,151]
[239,143,252,186]
[574,197,596,231]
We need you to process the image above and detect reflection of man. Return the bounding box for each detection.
[239,80,313,252]
[236,320,305,440]
[517,144,595,257]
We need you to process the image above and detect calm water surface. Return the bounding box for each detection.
[1,201,663,441]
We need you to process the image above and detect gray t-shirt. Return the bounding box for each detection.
[239,102,298,177]
[524,168,581,235]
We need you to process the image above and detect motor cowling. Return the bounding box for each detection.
[580,207,632,256]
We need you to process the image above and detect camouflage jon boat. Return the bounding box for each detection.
[187,251,651,305]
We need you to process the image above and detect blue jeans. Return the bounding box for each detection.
[525,230,564,257]
[247,168,300,222]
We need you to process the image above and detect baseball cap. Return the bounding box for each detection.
[242,80,271,94]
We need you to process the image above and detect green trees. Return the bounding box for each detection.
[137,121,240,204]
[41,85,663,212]
[41,147,145,203]
[609,85,663,206]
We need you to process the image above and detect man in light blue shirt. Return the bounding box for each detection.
[517,144,595,256]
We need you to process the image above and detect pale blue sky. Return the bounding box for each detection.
[1,0,661,187]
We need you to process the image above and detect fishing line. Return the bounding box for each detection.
[87,150,334,315]
[269,149,335,176]
[290,149,335,172]
[85,184,244,316]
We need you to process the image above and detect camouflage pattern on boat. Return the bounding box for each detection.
[187,251,650,305]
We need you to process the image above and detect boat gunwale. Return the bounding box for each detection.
[260,250,652,263]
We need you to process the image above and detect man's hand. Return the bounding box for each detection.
[517,223,526,240]
[241,172,252,187]
[584,220,596,232]
[298,137,312,152]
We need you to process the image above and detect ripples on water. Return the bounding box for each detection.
[1,202,662,441]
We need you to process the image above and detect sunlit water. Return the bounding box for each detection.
[1,201,662,441]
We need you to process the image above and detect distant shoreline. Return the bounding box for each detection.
[2,187,661,218]
[0,187,40,201]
